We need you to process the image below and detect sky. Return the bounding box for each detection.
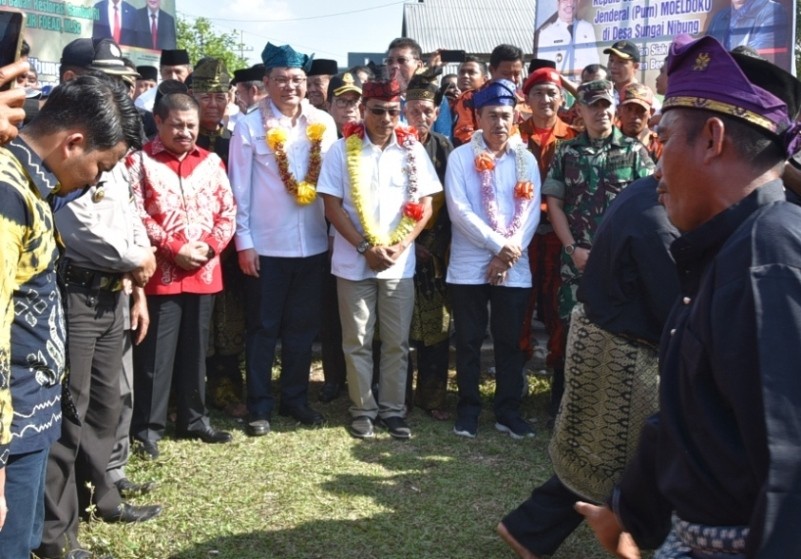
[175,0,408,67]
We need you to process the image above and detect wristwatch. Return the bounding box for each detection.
[356,239,371,254]
[564,243,577,256]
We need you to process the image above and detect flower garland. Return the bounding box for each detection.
[470,130,534,238]
[344,122,424,246]
[262,102,326,205]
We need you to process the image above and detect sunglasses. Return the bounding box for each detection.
[368,107,401,117]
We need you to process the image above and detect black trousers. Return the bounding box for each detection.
[448,283,530,421]
[244,254,324,419]
[132,293,214,444]
[501,474,584,557]
[38,287,125,557]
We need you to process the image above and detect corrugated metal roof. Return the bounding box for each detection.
[402,0,536,56]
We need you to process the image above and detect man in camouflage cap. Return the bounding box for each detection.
[618,82,661,161]
[188,58,247,419]
[542,78,653,420]
[189,58,232,166]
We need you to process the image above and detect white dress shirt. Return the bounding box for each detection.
[107,0,123,31]
[135,85,156,111]
[537,18,599,76]
[316,132,442,281]
[445,135,541,287]
[228,99,337,257]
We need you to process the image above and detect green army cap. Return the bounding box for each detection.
[191,58,230,93]
[576,79,614,105]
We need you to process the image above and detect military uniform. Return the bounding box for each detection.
[542,126,654,320]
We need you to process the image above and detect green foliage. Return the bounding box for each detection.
[176,16,248,71]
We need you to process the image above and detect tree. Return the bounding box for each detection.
[177,17,248,71]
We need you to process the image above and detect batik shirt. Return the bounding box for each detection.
[128,138,236,296]
[543,127,654,319]
[0,139,65,466]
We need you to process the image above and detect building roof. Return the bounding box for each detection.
[402,0,535,56]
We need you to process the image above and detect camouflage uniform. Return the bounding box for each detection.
[542,126,654,320]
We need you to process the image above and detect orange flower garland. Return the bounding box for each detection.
[264,118,326,205]
[471,130,534,237]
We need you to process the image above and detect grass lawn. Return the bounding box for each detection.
[79,360,612,559]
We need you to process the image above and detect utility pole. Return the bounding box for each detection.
[237,30,254,62]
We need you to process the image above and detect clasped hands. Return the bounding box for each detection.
[175,241,213,271]
[365,243,406,272]
[486,244,521,286]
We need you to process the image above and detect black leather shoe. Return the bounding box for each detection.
[178,426,233,444]
[246,418,271,437]
[115,477,156,498]
[279,404,325,426]
[318,382,341,403]
[103,502,162,523]
[133,439,159,460]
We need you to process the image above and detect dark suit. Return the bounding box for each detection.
[134,8,177,50]
[92,0,138,46]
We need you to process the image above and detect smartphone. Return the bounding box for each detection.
[440,50,467,64]
[0,9,25,91]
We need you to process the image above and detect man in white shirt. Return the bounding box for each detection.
[317,79,442,440]
[233,64,268,115]
[228,43,337,436]
[535,0,599,77]
[445,79,541,440]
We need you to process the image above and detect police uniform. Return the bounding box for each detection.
[39,162,154,555]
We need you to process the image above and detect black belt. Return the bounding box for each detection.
[60,262,123,293]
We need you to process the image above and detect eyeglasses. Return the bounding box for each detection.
[271,76,306,87]
[383,56,418,66]
[334,97,359,108]
[368,107,401,117]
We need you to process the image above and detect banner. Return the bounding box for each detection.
[1,0,176,86]
[533,0,796,89]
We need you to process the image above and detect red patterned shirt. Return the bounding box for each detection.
[127,138,236,295]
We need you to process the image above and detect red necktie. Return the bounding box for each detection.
[151,14,157,49]
[112,3,121,43]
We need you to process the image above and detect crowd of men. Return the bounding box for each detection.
[1,27,800,559]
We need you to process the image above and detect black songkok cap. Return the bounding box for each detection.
[160,49,190,67]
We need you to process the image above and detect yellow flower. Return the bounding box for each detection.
[296,182,317,205]
[306,122,327,142]
[266,128,288,151]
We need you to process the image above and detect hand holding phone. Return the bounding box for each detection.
[0,9,25,90]
[440,50,467,64]
[0,59,30,144]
